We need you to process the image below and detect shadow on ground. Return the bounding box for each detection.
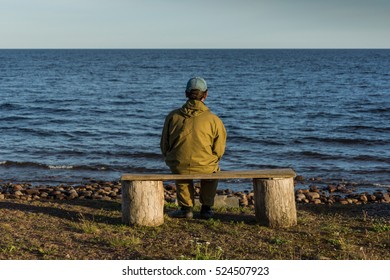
[0,200,122,225]
[297,203,390,219]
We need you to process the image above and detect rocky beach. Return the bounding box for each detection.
[1,176,389,208]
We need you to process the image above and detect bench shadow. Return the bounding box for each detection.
[297,203,390,219]
[208,212,257,224]
[57,198,122,211]
[0,200,122,225]
[164,207,257,225]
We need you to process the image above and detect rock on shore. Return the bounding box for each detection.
[0,180,389,206]
[0,181,121,201]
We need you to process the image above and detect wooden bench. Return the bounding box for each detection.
[121,168,297,228]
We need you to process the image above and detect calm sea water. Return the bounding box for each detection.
[0,49,389,191]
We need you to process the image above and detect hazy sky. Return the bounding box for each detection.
[1,0,389,48]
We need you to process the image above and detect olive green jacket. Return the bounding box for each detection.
[160,100,226,174]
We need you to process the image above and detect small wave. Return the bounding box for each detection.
[41,107,74,114]
[54,164,115,171]
[301,136,388,146]
[48,165,74,169]
[351,168,390,175]
[107,78,121,82]
[299,151,338,160]
[56,149,85,156]
[0,161,113,171]
[16,127,55,137]
[356,107,390,114]
[344,125,390,133]
[139,65,160,69]
[228,135,286,146]
[0,103,22,110]
[0,116,31,121]
[69,130,99,137]
[0,160,48,169]
[352,155,390,164]
[127,152,162,159]
[373,183,390,189]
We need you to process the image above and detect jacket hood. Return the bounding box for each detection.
[180,99,209,118]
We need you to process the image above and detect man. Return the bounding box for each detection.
[160,77,227,219]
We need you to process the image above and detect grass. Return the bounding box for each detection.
[191,241,224,260]
[371,219,390,233]
[0,199,389,260]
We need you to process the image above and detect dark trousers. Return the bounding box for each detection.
[175,179,218,208]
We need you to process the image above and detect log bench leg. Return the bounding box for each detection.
[253,177,297,228]
[121,180,164,226]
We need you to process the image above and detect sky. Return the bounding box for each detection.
[0,0,389,48]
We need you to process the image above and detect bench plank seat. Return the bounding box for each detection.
[121,168,296,181]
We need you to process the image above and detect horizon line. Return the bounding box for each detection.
[0,47,389,50]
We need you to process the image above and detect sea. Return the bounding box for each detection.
[1,49,389,192]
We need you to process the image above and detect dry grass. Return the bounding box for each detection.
[0,199,389,260]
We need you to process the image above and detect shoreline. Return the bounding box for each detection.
[1,178,389,206]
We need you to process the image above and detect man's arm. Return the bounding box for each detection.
[160,116,170,157]
[212,119,227,160]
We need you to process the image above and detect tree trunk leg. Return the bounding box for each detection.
[121,180,164,226]
[253,177,297,228]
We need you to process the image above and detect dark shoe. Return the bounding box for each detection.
[169,207,193,219]
[200,205,214,220]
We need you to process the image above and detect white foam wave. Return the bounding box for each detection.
[48,165,74,170]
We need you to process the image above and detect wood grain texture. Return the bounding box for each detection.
[253,177,297,228]
[121,168,296,181]
[121,180,164,226]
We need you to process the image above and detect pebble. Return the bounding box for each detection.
[296,193,306,202]
[295,175,305,182]
[313,199,322,204]
[368,195,377,202]
[327,185,337,193]
[306,192,320,201]
[340,200,349,205]
[25,188,40,196]
[14,190,24,196]
[359,195,368,203]
[239,197,248,207]
[13,184,24,191]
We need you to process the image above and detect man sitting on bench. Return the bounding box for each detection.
[160,77,227,219]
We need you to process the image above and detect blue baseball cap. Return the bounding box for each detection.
[186,77,207,92]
